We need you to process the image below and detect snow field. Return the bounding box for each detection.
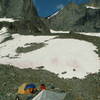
[0,34,100,78]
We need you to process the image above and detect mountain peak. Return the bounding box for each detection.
[0,0,50,34]
[0,0,38,19]
[44,0,100,32]
[66,2,80,9]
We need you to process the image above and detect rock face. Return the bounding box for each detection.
[0,0,50,34]
[45,2,100,32]
[89,0,100,6]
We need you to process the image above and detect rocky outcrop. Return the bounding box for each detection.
[44,2,100,32]
[74,8,100,32]
[0,0,50,34]
[89,0,100,6]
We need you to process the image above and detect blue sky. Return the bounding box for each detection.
[33,0,89,17]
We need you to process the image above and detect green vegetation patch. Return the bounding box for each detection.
[0,64,100,100]
[16,43,47,53]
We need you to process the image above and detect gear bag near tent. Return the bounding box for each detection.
[32,90,66,100]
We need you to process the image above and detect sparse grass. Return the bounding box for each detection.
[0,64,100,100]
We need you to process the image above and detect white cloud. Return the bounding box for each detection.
[57,4,64,9]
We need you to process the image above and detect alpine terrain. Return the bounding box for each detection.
[0,0,100,100]
[43,0,100,32]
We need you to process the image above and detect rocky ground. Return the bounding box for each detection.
[0,64,100,100]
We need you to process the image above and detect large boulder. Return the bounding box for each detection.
[0,0,50,34]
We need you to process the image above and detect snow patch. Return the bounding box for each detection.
[0,27,11,43]
[0,33,11,43]
[0,27,8,34]
[48,11,59,19]
[86,6,100,9]
[78,32,100,37]
[0,34,56,57]
[0,18,16,22]
[48,7,64,19]
[0,35,99,79]
[50,29,70,34]
[50,29,100,37]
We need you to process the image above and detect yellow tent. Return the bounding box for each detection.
[18,83,31,94]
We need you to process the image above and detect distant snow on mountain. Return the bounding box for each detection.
[78,32,100,37]
[86,5,100,9]
[50,29,70,33]
[50,29,100,37]
[48,11,60,19]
